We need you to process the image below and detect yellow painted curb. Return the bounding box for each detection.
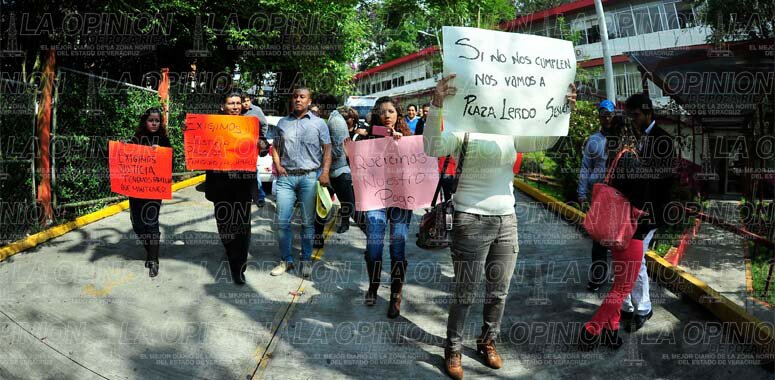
[515,178,775,355]
[646,251,775,355]
[514,179,585,224]
[0,174,206,262]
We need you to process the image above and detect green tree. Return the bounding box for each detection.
[359,0,516,69]
[697,0,775,42]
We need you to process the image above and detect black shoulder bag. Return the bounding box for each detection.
[416,133,470,250]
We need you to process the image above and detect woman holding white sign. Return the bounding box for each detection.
[361,96,413,319]
[425,74,576,379]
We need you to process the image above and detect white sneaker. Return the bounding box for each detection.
[301,261,312,279]
[270,261,294,276]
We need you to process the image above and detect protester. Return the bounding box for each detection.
[270,88,332,279]
[128,107,171,278]
[242,93,270,207]
[426,74,576,379]
[348,109,369,140]
[578,99,616,292]
[342,107,369,231]
[359,96,413,319]
[203,91,258,285]
[405,104,421,134]
[579,93,676,350]
[312,95,357,248]
[414,103,429,135]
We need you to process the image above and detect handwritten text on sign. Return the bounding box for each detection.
[109,141,173,200]
[184,114,259,171]
[346,136,439,211]
[442,26,576,136]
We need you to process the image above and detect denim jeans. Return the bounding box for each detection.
[256,175,266,202]
[446,212,519,351]
[275,172,317,263]
[365,207,412,263]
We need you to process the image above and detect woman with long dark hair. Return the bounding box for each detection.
[129,107,171,277]
[361,96,412,319]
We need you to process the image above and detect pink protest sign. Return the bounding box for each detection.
[346,135,440,211]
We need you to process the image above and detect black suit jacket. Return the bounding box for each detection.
[610,125,676,239]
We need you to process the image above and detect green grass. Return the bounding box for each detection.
[520,178,565,202]
[650,221,691,257]
[748,241,775,305]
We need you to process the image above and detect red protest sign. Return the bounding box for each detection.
[184,114,259,171]
[109,141,173,200]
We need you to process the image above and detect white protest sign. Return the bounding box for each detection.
[442,26,576,136]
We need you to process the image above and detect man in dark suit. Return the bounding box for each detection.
[617,93,677,331]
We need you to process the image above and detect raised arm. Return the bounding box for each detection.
[423,75,461,158]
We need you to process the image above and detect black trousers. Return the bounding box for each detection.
[213,201,252,276]
[129,198,161,262]
[314,173,356,238]
[588,240,609,286]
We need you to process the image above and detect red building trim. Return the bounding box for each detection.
[354,46,440,80]
[500,0,607,31]
[579,54,630,68]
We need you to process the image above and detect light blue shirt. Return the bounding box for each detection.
[406,116,419,133]
[273,112,331,171]
[578,131,608,200]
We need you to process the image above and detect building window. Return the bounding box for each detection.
[398,76,404,86]
[614,10,637,38]
[586,19,601,44]
[633,7,653,34]
[675,1,697,28]
[648,5,665,32]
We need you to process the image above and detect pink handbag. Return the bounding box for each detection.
[583,147,645,251]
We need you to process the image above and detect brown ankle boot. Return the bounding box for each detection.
[364,254,381,306]
[476,338,502,369]
[387,260,406,319]
[444,348,463,380]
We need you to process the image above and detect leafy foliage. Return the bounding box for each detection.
[359,0,515,69]
[549,100,600,201]
[697,0,775,42]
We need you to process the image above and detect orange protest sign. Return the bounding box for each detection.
[109,141,173,200]
[183,114,259,171]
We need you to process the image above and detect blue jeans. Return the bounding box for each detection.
[275,172,317,263]
[256,175,266,202]
[365,207,412,263]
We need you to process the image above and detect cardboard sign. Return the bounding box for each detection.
[109,141,173,200]
[346,136,439,211]
[442,26,576,136]
[184,114,259,171]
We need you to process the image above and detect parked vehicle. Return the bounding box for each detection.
[345,96,378,122]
